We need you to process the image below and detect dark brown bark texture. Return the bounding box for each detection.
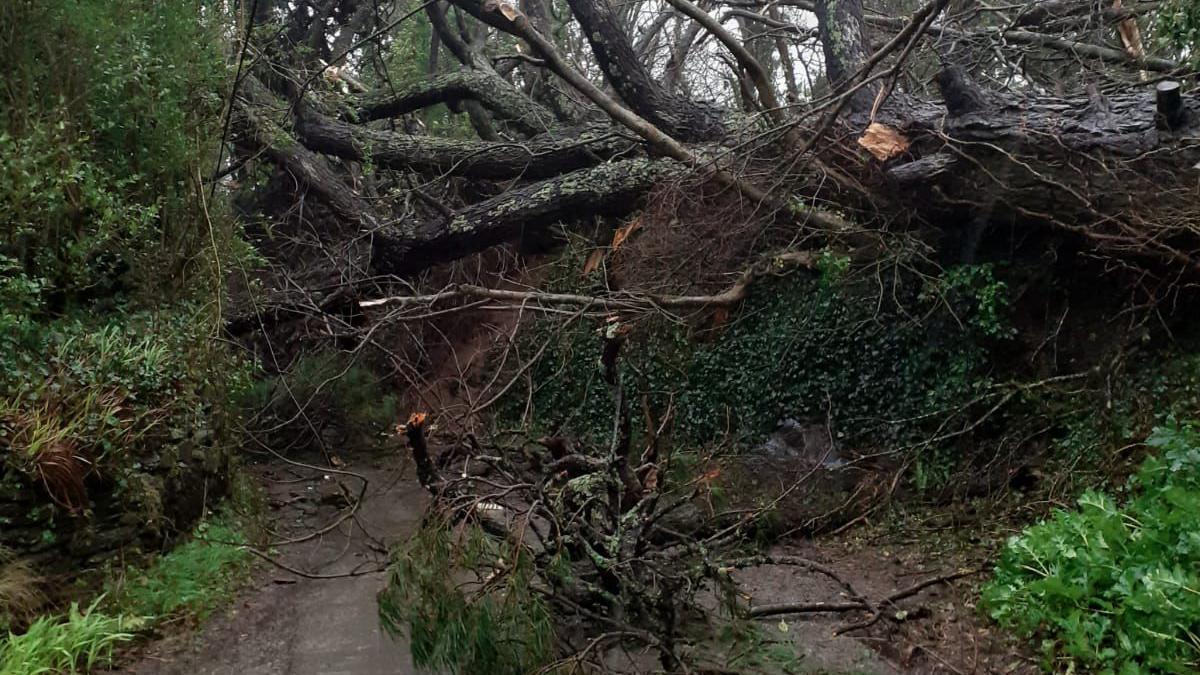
[372,157,676,275]
[859,69,1200,268]
[232,0,1200,284]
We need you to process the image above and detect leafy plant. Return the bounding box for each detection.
[500,258,1006,457]
[0,492,260,667]
[982,420,1200,673]
[0,310,252,516]
[718,620,805,674]
[0,598,136,675]
[1,0,229,306]
[1153,0,1200,66]
[0,0,250,542]
[0,2,257,666]
[242,350,397,440]
[923,264,1015,340]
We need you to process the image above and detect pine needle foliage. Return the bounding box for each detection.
[379,517,555,675]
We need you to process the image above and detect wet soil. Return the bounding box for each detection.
[113,452,426,675]
[108,454,1033,674]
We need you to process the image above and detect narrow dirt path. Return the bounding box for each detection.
[117,303,513,675]
[118,452,425,675]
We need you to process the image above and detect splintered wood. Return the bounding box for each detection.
[857,122,910,161]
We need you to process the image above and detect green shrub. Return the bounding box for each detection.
[0,2,254,665]
[0,309,253,515]
[982,420,1200,673]
[1,0,228,305]
[1154,0,1200,67]
[0,598,136,675]
[0,0,249,517]
[0,498,259,669]
[243,350,398,439]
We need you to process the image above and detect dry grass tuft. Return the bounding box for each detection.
[0,547,44,631]
[30,440,89,513]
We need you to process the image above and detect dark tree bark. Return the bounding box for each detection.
[372,158,675,275]
[353,69,556,135]
[813,0,876,112]
[861,70,1200,269]
[233,0,1200,290]
[234,77,377,228]
[296,111,639,179]
[563,0,727,141]
[1010,0,1160,28]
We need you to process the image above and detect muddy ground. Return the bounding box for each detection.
[110,452,426,675]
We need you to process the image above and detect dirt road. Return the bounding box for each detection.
[119,453,425,675]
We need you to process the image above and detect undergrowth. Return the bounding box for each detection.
[0,598,138,675]
[498,253,1011,483]
[0,0,249,520]
[105,482,261,622]
[242,350,398,447]
[0,495,259,673]
[1,0,229,305]
[0,0,253,635]
[0,550,41,635]
[0,309,253,523]
[983,420,1200,674]
[717,620,805,674]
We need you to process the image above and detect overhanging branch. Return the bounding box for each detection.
[352,69,556,135]
[296,111,641,179]
[361,250,817,308]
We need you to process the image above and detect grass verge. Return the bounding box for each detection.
[0,476,262,673]
[0,598,139,675]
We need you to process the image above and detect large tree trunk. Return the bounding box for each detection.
[372,158,675,275]
[863,71,1200,269]
[352,69,556,134]
[813,0,876,112]
[295,111,639,179]
[562,0,728,141]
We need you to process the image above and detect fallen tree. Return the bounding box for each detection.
[380,329,976,670]
[228,0,1200,290]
